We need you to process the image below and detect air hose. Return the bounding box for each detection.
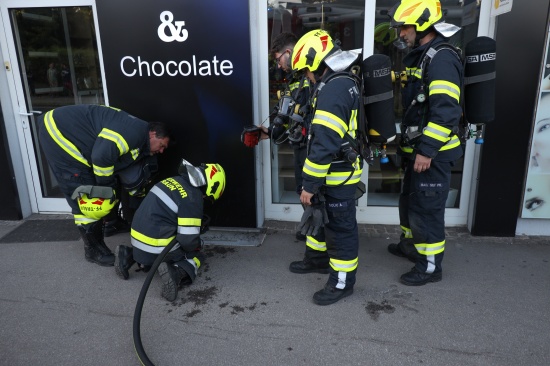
[132,215,210,366]
[133,238,177,366]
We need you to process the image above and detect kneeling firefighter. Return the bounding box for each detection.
[290,29,364,306]
[114,158,226,302]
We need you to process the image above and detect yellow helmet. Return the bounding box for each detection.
[291,29,335,73]
[204,163,226,201]
[389,0,443,33]
[374,22,398,46]
[77,193,118,220]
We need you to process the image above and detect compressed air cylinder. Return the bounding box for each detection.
[362,54,396,144]
[464,36,496,125]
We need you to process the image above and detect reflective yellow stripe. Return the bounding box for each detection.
[406,67,422,79]
[93,164,114,177]
[131,228,175,247]
[44,110,90,167]
[313,110,348,138]
[102,105,121,111]
[330,257,358,272]
[424,122,452,143]
[348,109,358,135]
[325,168,363,186]
[178,217,201,226]
[74,214,97,225]
[98,128,130,156]
[306,236,327,252]
[429,80,460,102]
[440,135,461,151]
[130,149,140,160]
[414,240,445,255]
[400,145,413,153]
[400,225,413,239]
[193,256,202,268]
[303,158,330,178]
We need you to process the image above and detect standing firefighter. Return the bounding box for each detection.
[114,159,226,302]
[38,105,171,266]
[290,29,363,305]
[387,0,464,285]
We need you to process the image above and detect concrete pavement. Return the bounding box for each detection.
[0,217,549,366]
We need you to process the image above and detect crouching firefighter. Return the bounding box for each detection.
[289,29,364,306]
[387,0,464,285]
[37,104,172,266]
[114,159,226,302]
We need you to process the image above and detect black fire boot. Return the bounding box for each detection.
[289,258,329,274]
[103,216,131,237]
[157,262,190,301]
[78,222,115,266]
[400,267,442,286]
[313,283,354,306]
[387,242,422,263]
[114,245,135,280]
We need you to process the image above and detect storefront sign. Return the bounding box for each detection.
[96,0,256,227]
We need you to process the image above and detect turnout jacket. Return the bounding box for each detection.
[130,174,203,255]
[400,35,463,162]
[302,70,363,198]
[42,104,151,187]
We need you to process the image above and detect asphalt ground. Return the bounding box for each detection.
[0,216,549,366]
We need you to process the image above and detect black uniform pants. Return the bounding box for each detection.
[324,194,359,289]
[399,157,452,274]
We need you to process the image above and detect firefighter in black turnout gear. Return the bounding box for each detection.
[114,159,226,302]
[242,32,312,241]
[387,0,464,285]
[290,29,363,305]
[268,32,311,241]
[38,105,171,266]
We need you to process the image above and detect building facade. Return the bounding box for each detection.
[0,0,547,236]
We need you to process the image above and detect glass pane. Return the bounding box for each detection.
[267,1,366,204]
[10,6,104,198]
[368,0,480,208]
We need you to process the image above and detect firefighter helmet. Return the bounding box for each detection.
[203,163,226,201]
[374,22,398,46]
[291,29,335,73]
[77,193,118,220]
[389,0,443,33]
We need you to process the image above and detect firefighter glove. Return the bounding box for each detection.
[241,125,262,147]
[297,202,329,237]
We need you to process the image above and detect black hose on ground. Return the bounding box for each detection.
[132,215,210,366]
[133,239,177,366]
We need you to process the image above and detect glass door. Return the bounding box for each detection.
[0,0,106,213]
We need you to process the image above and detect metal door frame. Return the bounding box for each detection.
[0,0,108,214]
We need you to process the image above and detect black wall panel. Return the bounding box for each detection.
[95,1,256,227]
[471,0,550,236]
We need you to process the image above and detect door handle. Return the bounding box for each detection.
[19,110,42,116]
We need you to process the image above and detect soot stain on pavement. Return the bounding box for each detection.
[366,300,396,320]
[186,286,219,306]
[204,246,237,259]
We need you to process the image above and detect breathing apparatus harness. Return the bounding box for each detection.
[309,67,367,194]
[271,73,309,146]
[401,39,464,147]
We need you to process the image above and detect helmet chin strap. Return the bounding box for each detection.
[414,27,436,48]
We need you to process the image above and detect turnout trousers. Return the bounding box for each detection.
[399,157,453,274]
[324,195,359,289]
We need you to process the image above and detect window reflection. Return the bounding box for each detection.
[267,0,480,208]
